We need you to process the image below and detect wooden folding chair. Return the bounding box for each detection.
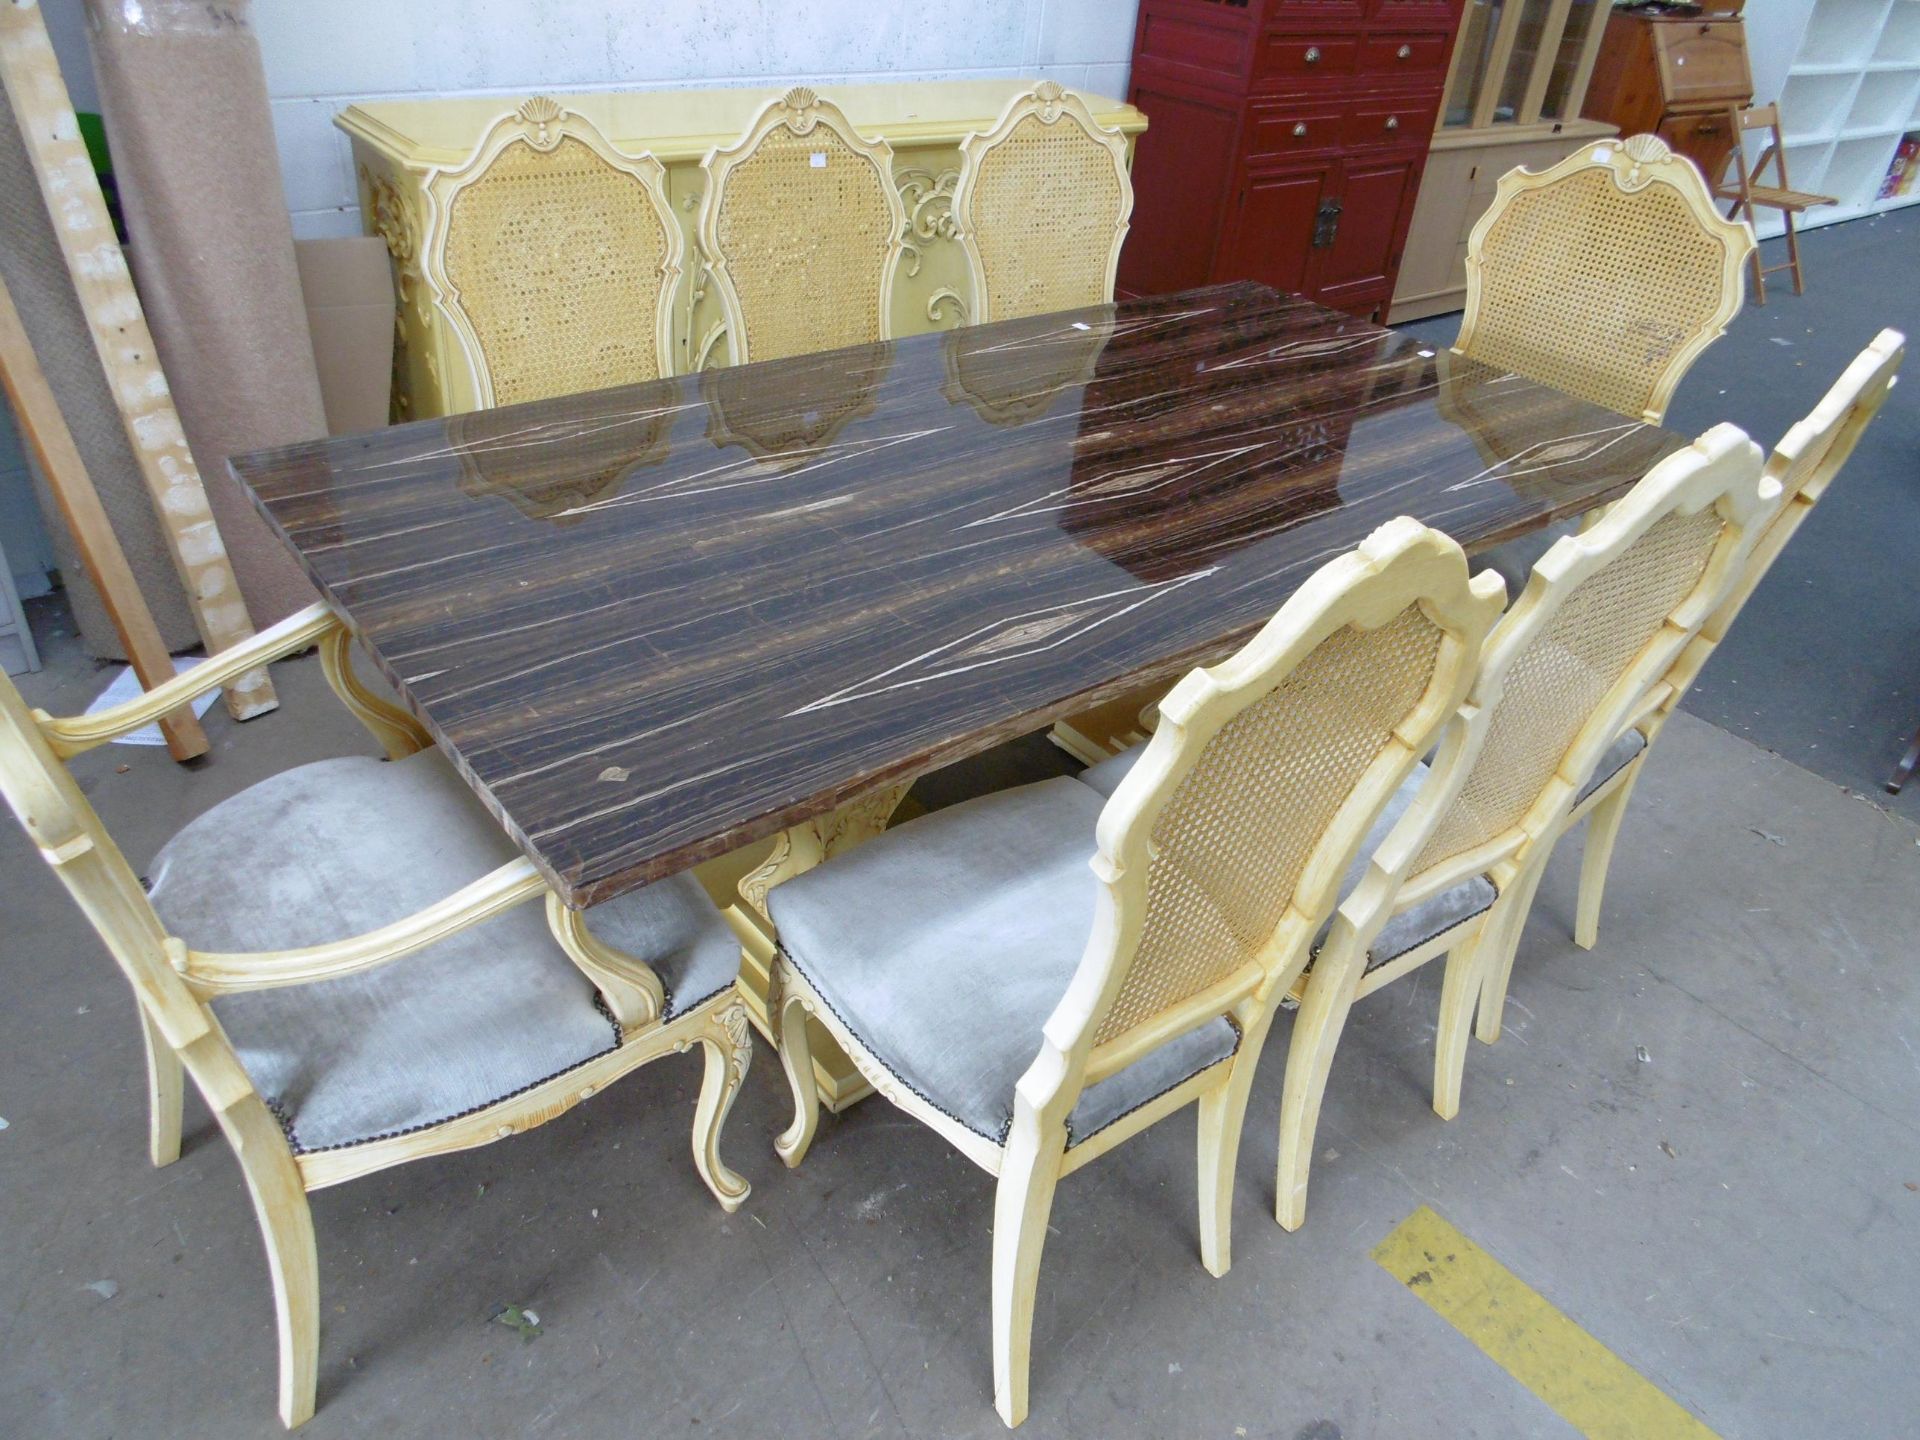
[1713,103,1836,304]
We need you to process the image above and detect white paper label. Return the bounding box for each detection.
[809,152,827,168]
[1071,321,1091,331]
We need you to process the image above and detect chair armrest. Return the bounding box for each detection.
[177,857,547,995]
[39,602,341,757]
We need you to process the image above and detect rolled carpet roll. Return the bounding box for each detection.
[84,0,321,625]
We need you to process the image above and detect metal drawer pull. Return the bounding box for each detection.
[1397,44,1412,59]
[1385,115,1399,130]
[1305,46,1320,63]
[1293,121,1309,136]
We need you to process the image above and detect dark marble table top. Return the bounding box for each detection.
[233,282,1684,907]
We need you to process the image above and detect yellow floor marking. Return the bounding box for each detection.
[1372,1206,1721,1440]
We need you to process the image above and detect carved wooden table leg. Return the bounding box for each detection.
[731,780,913,1110]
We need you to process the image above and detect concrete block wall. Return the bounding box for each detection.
[46,0,1141,240]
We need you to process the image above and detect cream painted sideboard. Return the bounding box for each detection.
[337,81,1147,420]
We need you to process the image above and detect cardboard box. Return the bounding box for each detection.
[295,237,395,436]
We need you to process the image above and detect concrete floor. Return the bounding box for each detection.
[6,213,1920,1437]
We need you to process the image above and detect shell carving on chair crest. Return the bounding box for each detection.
[515,94,568,150]
[1033,78,1067,121]
[781,85,822,133]
[1618,132,1676,187]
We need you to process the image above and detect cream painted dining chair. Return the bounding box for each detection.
[1458,131,1757,637]
[763,519,1503,1427]
[1079,423,1770,1229]
[696,86,909,365]
[1457,134,1755,427]
[0,605,753,1430]
[950,81,1133,323]
[1562,328,1904,954]
[419,96,684,407]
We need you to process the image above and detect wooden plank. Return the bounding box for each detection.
[0,271,207,760]
[0,0,274,719]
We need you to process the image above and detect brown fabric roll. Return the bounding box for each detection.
[85,0,321,625]
[0,85,200,659]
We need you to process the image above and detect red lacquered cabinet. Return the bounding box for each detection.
[1120,0,1466,321]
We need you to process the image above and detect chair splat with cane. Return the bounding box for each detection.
[1457,133,1754,426]
[696,86,909,365]
[951,81,1133,323]
[421,97,684,407]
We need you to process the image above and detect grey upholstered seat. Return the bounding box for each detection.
[767,777,1239,1148]
[1577,728,1648,805]
[147,750,739,1153]
[1077,745,1496,972]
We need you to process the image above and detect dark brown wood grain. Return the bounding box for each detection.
[231,282,1684,907]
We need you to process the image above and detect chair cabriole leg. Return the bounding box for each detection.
[219,1094,319,1429]
[991,1106,1066,1429]
[1432,935,1486,1121]
[1196,1005,1274,1277]
[1473,859,1548,1045]
[773,973,821,1168]
[690,997,752,1212]
[1275,935,1367,1232]
[1575,758,1644,950]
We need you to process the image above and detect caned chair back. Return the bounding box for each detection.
[952,82,1133,323]
[1662,329,1903,705]
[1457,134,1755,424]
[1052,521,1503,1087]
[1411,424,1770,882]
[697,86,908,364]
[423,97,684,408]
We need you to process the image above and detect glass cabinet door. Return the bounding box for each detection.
[1494,0,1555,123]
[1443,1,1505,128]
[1540,0,1606,122]
[1441,0,1608,131]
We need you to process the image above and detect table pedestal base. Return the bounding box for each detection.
[696,782,915,1111]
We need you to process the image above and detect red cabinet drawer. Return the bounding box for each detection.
[1360,31,1452,79]
[1247,100,1347,157]
[1254,32,1360,82]
[1342,95,1432,149]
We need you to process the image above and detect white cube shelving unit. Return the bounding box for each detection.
[1755,0,1920,238]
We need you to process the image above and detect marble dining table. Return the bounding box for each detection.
[232,281,1685,914]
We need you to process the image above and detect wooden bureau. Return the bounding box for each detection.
[1119,0,1467,322]
[1581,8,1752,185]
[336,81,1146,420]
